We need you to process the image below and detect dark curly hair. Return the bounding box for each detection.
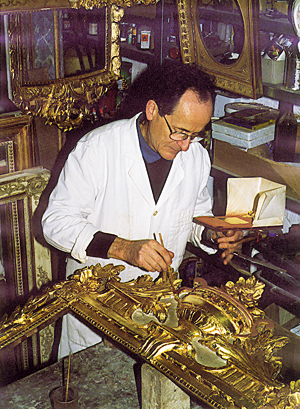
[117,59,216,119]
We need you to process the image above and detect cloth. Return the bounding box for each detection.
[42,113,213,357]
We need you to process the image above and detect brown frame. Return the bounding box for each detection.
[0,113,36,172]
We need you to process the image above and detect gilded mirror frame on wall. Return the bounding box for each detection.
[4,5,123,131]
[177,0,263,98]
[1,0,158,131]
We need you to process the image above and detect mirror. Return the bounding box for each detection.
[177,0,263,98]
[21,8,107,82]
[5,5,123,130]
[197,0,244,65]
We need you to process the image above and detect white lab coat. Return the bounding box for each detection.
[42,113,213,357]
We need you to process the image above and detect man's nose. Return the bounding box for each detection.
[177,137,191,151]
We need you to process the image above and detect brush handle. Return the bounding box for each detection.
[62,359,65,388]
[65,352,71,402]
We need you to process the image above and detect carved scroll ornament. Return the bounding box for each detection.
[1,262,300,408]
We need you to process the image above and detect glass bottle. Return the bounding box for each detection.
[273,106,297,162]
[131,23,137,46]
[120,23,127,42]
[127,24,133,45]
[88,14,98,36]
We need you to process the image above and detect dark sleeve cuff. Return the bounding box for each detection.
[86,231,118,259]
[200,227,217,248]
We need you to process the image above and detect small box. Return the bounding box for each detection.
[141,30,151,49]
[262,57,285,85]
[212,120,275,149]
[212,130,274,149]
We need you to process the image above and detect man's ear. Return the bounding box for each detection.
[145,100,158,121]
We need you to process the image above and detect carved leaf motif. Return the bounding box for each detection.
[205,328,288,383]
[224,276,265,309]
[0,289,52,330]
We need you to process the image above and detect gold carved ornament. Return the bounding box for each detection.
[0,0,159,12]
[69,0,158,7]
[0,262,299,408]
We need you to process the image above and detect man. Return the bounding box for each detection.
[42,60,242,358]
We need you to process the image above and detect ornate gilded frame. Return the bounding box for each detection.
[177,0,263,98]
[0,168,54,379]
[1,0,158,130]
[5,6,123,131]
[1,263,300,408]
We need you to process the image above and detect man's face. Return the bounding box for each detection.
[142,89,213,161]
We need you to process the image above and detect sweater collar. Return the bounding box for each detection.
[137,114,163,163]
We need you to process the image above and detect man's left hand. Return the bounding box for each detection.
[214,229,243,265]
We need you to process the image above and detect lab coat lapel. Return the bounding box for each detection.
[127,158,155,206]
[124,117,155,206]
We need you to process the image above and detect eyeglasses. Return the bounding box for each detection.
[163,115,205,142]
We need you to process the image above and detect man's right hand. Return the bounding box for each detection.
[108,237,174,272]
